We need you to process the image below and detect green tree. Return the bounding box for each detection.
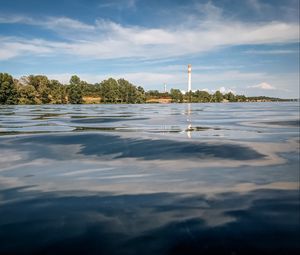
[136,86,146,103]
[236,94,246,102]
[118,78,132,103]
[17,85,37,104]
[170,89,183,103]
[100,78,120,103]
[0,73,18,104]
[185,91,192,103]
[27,75,51,104]
[213,90,223,102]
[225,92,236,102]
[49,80,67,104]
[145,90,160,100]
[137,86,145,94]
[70,75,81,86]
[68,75,83,104]
[118,78,144,103]
[193,90,211,102]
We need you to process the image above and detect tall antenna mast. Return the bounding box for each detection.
[188,64,192,92]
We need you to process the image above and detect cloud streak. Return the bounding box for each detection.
[245,49,298,54]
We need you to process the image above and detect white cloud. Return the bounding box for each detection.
[97,0,138,10]
[195,1,223,20]
[219,86,236,94]
[0,15,34,24]
[245,49,298,54]
[0,37,56,60]
[0,10,298,61]
[43,17,95,31]
[248,82,276,90]
[0,15,95,32]
[247,0,271,13]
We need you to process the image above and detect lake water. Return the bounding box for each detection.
[0,102,299,254]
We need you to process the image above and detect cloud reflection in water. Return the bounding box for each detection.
[0,103,299,254]
[0,188,299,255]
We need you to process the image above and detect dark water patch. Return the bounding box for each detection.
[0,125,23,128]
[0,189,298,255]
[147,129,182,133]
[74,127,118,132]
[5,133,266,161]
[0,131,65,136]
[33,113,64,120]
[24,174,35,178]
[71,117,148,124]
[70,115,92,119]
[34,123,59,126]
[80,136,265,161]
[262,120,300,127]
[1,121,31,124]
[71,115,134,119]
[0,131,23,136]
[185,126,222,132]
[186,126,210,131]
[0,112,15,115]
[30,109,43,112]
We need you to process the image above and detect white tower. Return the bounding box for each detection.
[188,64,192,92]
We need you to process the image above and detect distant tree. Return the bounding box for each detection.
[69,75,81,86]
[136,86,146,103]
[170,89,183,103]
[118,78,133,103]
[118,78,145,103]
[137,86,145,94]
[68,75,83,104]
[49,80,67,104]
[145,90,160,99]
[0,73,18,104]
[213,90,223,102]
[17,85,37,104]
[100,78,120,103]
[225,92,236,102]
[236,95,247,102]
[80,81,100,96]
[193,90,211,102]
[27,75,51,103]
[185,91,192,103]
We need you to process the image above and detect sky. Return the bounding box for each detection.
[0,0,299,97]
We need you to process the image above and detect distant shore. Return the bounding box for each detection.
[0,72,297,105]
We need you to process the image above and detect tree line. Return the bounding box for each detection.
[0,72,289,105]
[0,73,146,104]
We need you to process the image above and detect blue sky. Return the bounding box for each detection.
[0,0,299,97]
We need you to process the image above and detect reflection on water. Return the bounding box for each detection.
[0,102,299,254]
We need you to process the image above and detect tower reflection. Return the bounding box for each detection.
[186,103,192,138]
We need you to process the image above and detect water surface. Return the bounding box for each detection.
[0,102,299,254]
